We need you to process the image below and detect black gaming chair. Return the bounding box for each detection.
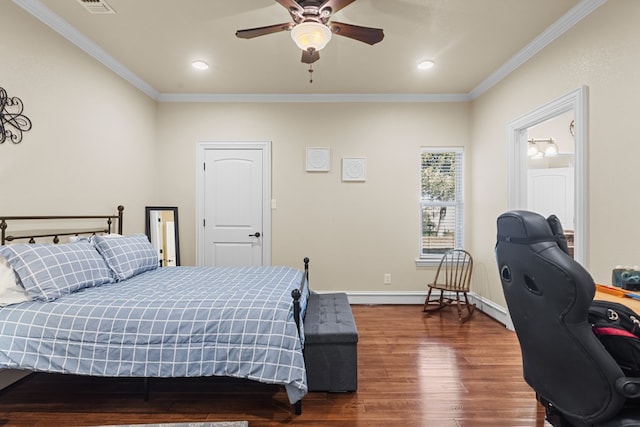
[495,210,640,426]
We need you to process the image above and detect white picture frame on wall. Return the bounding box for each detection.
[306,147,330,172]
[342,157,367,182]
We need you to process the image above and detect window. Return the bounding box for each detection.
[419,148,464,261]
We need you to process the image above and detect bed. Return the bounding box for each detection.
[0,206,309,414]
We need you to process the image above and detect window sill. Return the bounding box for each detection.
[415,258,442,267]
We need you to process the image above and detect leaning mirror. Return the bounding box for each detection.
[145,206,180,267]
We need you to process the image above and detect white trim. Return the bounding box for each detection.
[470,293,511,327]
[469,0,606,99]
[415,258,441,267]
[195,141,272,267]
[13,0,159,99]
[15,0,605,103]
[156,93,470,103]
[342,291,427,305]
[337,291,510,327]
[506,86,588,266]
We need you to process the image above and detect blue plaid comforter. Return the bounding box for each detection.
[0,266,309,403]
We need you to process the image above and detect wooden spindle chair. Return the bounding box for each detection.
[423,249,475,322]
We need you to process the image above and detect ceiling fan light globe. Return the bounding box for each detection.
[544,141,559,156]
[291,22,332,51]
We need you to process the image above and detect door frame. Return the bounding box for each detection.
[195,141,272,267]
[507,86,588,266]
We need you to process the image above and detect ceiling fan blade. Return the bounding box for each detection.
[235,22,295,39]
[301,48,320,64]
[319,0,357,15]
[329,21,384,45]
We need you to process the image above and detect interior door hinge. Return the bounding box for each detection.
[203,162,206,171]
[203,219,206,227]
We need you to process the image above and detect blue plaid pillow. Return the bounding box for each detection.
[0,242,114,302]
[93,234,158,281]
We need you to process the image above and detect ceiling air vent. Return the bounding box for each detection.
[76,0,116,14]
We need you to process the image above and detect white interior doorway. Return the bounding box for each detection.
[526,111,576,255]
[507,86,588,265]
[195,141,272,267]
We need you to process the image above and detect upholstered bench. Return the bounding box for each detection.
[303,292,358,392]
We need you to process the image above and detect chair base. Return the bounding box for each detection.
[538,395,573,427]
[537,393,640,426]
[423,289,476,323]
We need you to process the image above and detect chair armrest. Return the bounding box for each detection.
[615,377,640,398]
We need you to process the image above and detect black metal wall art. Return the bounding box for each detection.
[0,87,32,144]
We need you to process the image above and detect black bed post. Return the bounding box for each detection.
[291,287,303,416]
[290,257,309,416]
[117,205,124,235]
[0,219,6,246]
[292,287,302,337]
[292,257,310,335]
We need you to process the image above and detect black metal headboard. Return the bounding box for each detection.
[0,205,124,245]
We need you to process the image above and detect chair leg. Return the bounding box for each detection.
[425,289,476,322]
[423,287,434,311]
[424,288,446,312]
[458,292,476,323]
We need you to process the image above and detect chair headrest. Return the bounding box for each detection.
[496,210,556,245]
[496,210,570,255]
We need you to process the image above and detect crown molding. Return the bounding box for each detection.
[469,0,607,99]
[12,0,159,100]
[156,92,471,103]
[14,0,605,103]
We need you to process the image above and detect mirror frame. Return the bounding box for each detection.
[145,206,180,267]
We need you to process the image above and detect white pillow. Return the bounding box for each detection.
[0,255,31,306]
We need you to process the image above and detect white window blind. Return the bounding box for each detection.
[420,148,464,259]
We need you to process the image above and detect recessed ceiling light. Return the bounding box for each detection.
[192,60,209,70]
[417,60,435,70]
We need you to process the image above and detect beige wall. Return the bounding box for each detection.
[0,4,157,233]
[156,102,470,292]
[5,0,639,307]
[470,0,640,306]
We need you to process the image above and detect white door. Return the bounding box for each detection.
[527,167,575,230]
[198,143,271,267]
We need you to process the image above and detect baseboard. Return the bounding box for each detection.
[322,291,510,327]
[342,291,427,305]
[470,293,511,327]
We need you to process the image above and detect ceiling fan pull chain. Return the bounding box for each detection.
[308,64,314,84]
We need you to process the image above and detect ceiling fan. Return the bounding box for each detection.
[235,0,384,64]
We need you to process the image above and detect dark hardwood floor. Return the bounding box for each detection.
[0,305,548,426]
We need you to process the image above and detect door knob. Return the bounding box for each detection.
[248,232,261,238]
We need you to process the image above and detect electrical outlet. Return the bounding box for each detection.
[384,273,391,285]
